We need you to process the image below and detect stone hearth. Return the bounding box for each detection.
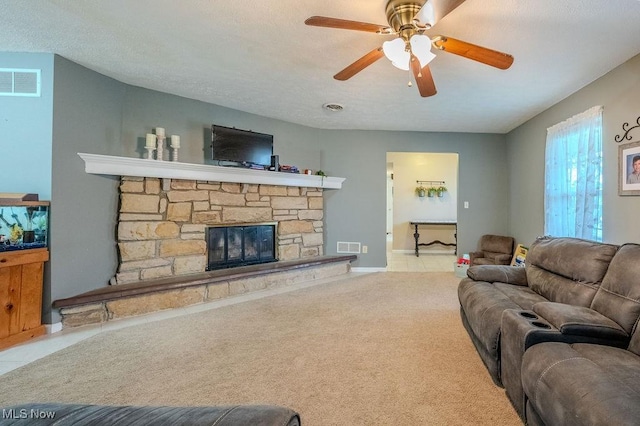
[55,256,355,327]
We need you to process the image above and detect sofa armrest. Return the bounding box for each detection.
[532,302,628,342]
[466,265,528,286]
[468,250,484,264]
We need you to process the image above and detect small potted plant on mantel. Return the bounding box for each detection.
[436,186,448,197]
[415,185,427,198]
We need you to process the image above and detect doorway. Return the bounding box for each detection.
[386,152,459,272]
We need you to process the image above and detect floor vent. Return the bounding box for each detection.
[0,68,41,97]
[337,241,361,254]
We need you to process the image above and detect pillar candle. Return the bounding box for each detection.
[156,127,165,137]
[171,135,180,148]
[145,133,156,148]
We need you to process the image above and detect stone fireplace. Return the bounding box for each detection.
[54,155,351,327]
[114,176,324,285]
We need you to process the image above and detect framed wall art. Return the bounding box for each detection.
[619,140,640,195]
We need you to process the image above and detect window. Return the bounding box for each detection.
[544,106,603,241]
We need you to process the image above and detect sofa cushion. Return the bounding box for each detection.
[590,243,640,335]
[479,251,511,264]
[458,278,545,385]
[479,234,514,254]
[526,237,618,306]
[494,283,547,311]
[458,279,520,357]
[473,256,498,265]
[522,342,640,426]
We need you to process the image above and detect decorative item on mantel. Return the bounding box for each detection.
[145,128,181,161]
[170,135,180,162]
[155,127,165,161]
[145,133,156,160]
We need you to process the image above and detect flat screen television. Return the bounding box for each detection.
[210,125,273,167]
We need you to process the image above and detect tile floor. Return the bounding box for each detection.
[0,236,457,376]
[385,234,457,272]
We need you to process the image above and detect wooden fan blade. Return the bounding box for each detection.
[411,56,437,97]
[334,47,385,81]
[415,0,467,28]
[305,16,391,34]
[433,36,514,69]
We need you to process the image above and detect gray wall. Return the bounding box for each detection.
[119,86,322,170]
[0,52,54,198]
[317,130,509,267]
[49,56,126,322]
[506,53,640,247]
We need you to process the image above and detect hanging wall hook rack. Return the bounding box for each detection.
[416,180,446,186]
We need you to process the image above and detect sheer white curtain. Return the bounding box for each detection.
[544,105,603,241]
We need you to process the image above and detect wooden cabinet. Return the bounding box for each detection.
[0,248,48,350]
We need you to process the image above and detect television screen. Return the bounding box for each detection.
[211,125,273,167]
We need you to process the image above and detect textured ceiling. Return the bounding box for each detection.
[3,0,640,133]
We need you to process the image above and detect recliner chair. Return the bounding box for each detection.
[469,234,515,266]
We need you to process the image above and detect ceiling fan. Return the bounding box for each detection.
[305,0,514,97]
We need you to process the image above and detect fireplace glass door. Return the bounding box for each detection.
[207,225,276,270]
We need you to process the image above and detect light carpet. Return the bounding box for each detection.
[0,272,519,425]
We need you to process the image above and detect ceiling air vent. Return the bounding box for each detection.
[0,68,41,97]
[337,241,361,254]
[323,103,344,112]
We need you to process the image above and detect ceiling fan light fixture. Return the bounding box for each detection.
[410,34,436,68]
[382,37,410,70]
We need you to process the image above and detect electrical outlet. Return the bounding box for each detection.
[464,201,469,209]
[362,245,368,253]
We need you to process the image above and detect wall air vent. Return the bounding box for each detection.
[337,241,361,254]
[0,68,41,97]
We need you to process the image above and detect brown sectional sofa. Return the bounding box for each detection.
[458,236,640,424]
[0,403,301,425]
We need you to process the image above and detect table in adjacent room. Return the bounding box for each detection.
[409,221,457,257]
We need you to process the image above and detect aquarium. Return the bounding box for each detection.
[0,201,49,252]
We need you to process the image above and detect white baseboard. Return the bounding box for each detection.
[351,267,388,272]
[46,322,63,334]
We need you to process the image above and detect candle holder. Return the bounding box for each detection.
[145,146,156,160]
[171,146,179,162]
[156,136,165,161]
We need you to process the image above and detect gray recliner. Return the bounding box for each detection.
[469,234,515,266]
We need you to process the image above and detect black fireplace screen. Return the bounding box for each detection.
[207,224,276,270]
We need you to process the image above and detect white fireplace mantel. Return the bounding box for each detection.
[78,153,345,189]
